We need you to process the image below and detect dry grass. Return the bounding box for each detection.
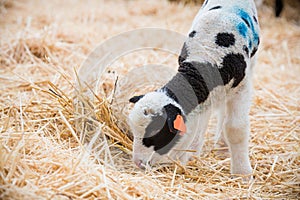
[0,0,300,199]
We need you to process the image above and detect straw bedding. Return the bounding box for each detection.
[0,0,299,199]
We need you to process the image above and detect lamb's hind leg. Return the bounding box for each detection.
[224,83,253,176]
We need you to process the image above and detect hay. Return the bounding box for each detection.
[0,0,299,199]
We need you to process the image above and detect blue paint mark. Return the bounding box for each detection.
[249,40,252,49]
[235,8,260,49]
[253,33,259,45]
[237,22,248,38]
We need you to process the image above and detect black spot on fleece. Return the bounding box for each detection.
[215,32,235,48]
[220,53,247,87]
[189,30,196,38]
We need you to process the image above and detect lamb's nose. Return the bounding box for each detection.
[134,159,145,169]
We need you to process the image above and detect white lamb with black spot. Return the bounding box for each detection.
[128,0,260,177]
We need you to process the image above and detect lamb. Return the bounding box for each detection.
[128,0,260,177]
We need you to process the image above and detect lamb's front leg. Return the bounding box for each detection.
[178,109,211,164]
[189,110,211,157]
[224,83,253,176]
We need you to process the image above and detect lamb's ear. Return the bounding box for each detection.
[129,95,144,103]
[165,104,186,136]
[173,114,186,135]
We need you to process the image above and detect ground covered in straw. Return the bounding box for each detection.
[0,0,299,199]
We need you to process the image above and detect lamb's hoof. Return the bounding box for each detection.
[231,172,253,183]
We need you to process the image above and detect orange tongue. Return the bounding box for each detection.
[174,115,186,135]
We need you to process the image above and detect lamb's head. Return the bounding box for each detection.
[128,91,187,169]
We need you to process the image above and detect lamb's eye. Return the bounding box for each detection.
[143,110,149,115]
[143,108,154,116]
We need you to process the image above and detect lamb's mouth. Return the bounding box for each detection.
[134,159,151,169]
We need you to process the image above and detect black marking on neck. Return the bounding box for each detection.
[163,53,247,114]
[164,62,223,114]
[178,42,189,66]
[209,6,222,11]
[178,62,211,104]
[164,87,179,103]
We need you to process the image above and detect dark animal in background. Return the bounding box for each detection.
[275,0,284,17]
